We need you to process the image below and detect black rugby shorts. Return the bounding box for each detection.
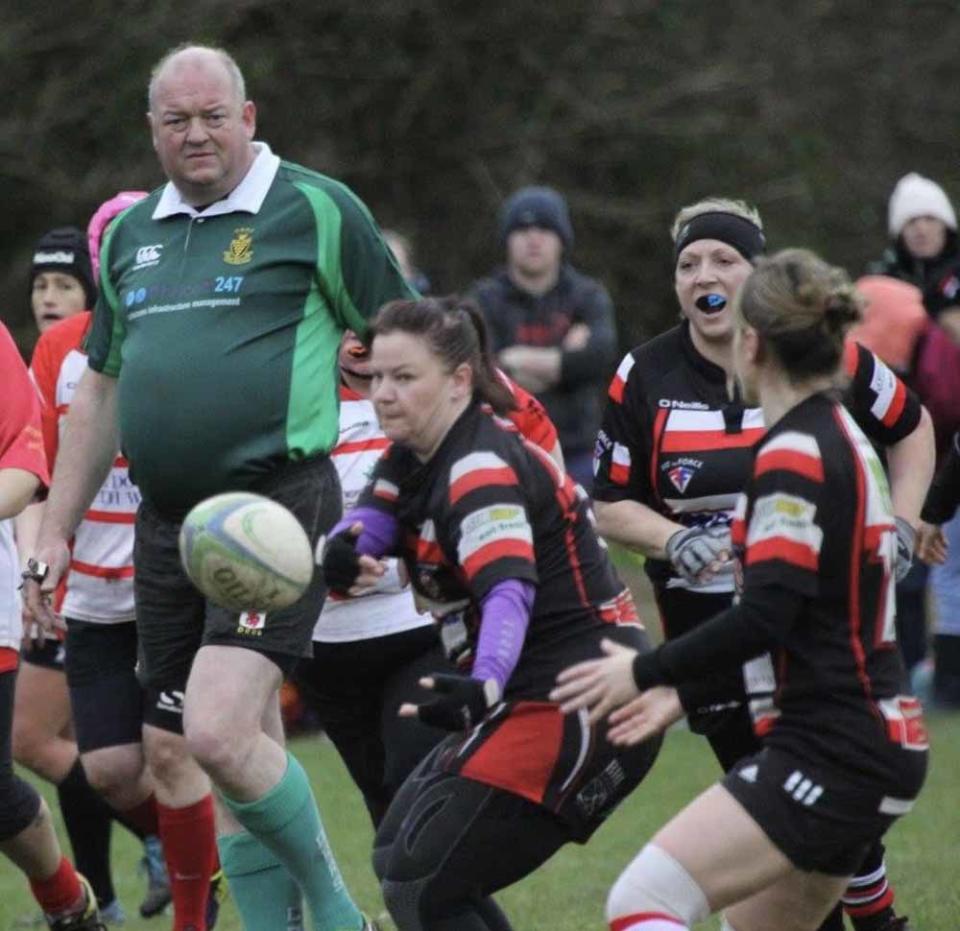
[134,455,340,698]
[65,619,145,751]
[723,745,920,876]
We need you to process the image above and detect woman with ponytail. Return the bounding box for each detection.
[588,198,931,931]
[321,296,660,931]
[554,250,929,931]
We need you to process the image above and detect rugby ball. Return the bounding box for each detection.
[178,492,314,612]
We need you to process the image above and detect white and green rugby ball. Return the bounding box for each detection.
[178,492,314,612]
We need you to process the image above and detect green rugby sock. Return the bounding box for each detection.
[221,754,362,931]
[218,831,304,931]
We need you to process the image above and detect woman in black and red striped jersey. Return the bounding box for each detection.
[589,197,933,931]
[321,296,660,931]
[554,249,929,931]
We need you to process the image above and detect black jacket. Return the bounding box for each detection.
[868,232,960,318]
[470,265,617,455]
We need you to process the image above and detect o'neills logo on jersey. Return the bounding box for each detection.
[658,398,710,410]
[224,227,254,265]
[133,244,163,270]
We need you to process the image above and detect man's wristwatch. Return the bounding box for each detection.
[19,558,50,589]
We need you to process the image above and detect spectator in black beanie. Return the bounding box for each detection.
[29,227,97,334]
[469,186,617,490]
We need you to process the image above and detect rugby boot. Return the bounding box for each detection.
[205,868,227,929]
[44,875,106,930]
[137,835,172,918]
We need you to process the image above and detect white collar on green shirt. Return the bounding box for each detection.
[152,141,281,220]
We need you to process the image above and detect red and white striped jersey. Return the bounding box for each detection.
[31,313,138,623]
[313,386,426,642]
[0,322,49,656]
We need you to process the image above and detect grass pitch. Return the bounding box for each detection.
[2,711,958,930]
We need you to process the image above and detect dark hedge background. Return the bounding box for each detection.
[4,0,960,363]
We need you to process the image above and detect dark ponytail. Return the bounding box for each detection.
[371,296,517,415]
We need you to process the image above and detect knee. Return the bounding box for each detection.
[606,844,710,928]
[83,749,142,797]
[0,770,42,842]
[144,729,192,791]
[381,876,428,930]
[183,715,251,780]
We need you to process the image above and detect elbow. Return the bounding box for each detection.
[0,471,41,520]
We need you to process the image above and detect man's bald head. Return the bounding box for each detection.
[146,43,257,206]
[148,44,246,113]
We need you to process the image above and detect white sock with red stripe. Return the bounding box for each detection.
[606,844,709,931]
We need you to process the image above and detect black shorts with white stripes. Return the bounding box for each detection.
[723,745,918,876]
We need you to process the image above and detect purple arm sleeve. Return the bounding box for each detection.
[471,579,536,693]
[329,506,399,558]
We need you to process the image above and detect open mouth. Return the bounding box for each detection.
[695,294,727,315]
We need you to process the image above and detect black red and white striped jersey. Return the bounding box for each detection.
[593,322,922,601]
[730,393,927,789]
[359,401,645,700]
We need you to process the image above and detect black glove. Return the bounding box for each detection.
[894,516,916,583]
[321,525,362,594]
[415,674,500,731]
[665,526,732,584]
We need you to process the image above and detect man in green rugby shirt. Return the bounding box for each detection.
[26,44,413,931]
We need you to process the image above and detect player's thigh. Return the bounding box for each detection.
[725,868,850,931]
[184,644,282,738]
[134,502,206,697]
[651,782,793,911]
[12,659,71,745]
[65,619,143,756]
[377,760,571,911]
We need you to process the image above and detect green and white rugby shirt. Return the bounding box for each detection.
[88,143,414,516]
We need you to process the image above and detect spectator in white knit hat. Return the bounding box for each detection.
[869,173,960,711]
[869,172,960,343]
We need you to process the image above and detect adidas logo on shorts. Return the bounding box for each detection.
[783,769,824,806]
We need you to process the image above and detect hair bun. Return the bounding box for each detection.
[822,284,863,333]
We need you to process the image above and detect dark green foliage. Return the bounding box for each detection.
[4,1,960,359]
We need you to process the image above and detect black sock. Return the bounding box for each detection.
[843,842,896,930]
[109,802,149,841]
[57,758,116,907]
